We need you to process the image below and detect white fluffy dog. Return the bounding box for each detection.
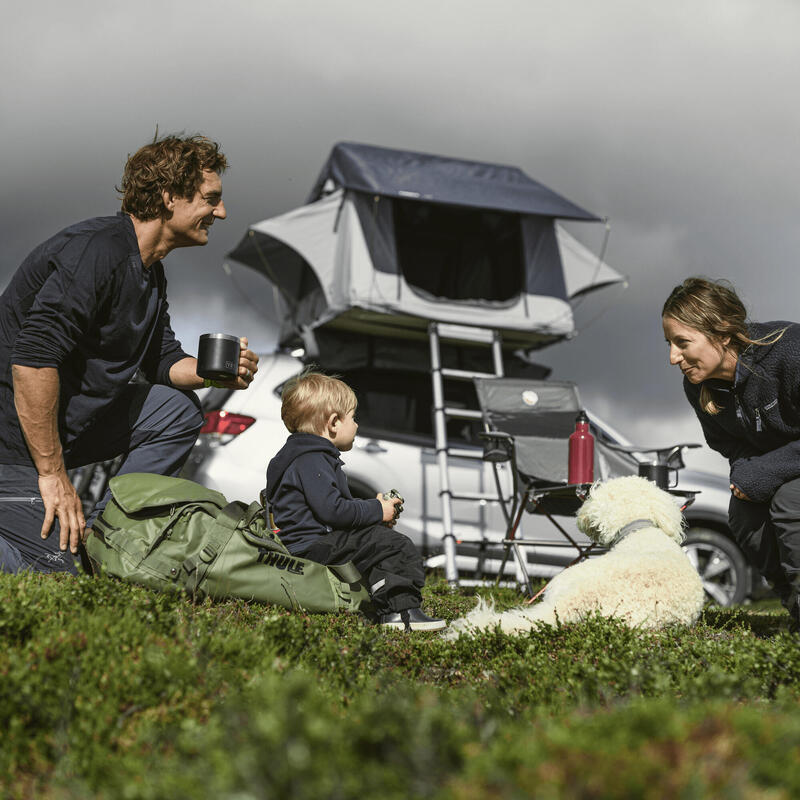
[447,476,706,636]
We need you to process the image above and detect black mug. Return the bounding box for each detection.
[197,333,240,381]
[638,463,674,490]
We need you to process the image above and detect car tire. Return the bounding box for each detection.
[682,526,750,606]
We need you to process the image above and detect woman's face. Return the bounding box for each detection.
[662,316,734,383]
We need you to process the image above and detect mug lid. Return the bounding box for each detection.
[199,333,240,343]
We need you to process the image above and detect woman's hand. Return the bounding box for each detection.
[731,484,752,502]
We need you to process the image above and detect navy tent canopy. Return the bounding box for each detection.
[307,142,602,221]
[228,141,624,350]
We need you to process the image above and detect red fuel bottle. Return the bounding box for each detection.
[568,410,594,484]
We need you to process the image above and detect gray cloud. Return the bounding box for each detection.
[2,0,798,473]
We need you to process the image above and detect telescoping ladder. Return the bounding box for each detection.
[428,321,506,587]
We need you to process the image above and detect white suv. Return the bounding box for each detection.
[180,351,759,606]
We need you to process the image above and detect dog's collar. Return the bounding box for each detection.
[612,518,655,545]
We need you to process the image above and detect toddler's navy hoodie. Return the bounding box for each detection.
[266,433,382,554]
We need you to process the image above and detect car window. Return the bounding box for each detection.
[355,368,485,446]
[277,367,482,448]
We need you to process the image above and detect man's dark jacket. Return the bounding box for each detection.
[266,432,382,554]
[0,214,190,466]
[684,321,800,502]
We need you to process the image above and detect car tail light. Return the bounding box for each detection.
[199,410,255,445]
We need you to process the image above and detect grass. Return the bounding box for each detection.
[1,571,799,798]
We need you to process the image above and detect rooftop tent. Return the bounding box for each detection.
[227,142,625,350]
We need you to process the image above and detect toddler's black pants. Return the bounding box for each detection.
[297,525,425,615]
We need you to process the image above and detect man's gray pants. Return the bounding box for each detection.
[729,475,800,624]
[0,383,203,575]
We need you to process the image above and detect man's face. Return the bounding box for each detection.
[166,169,226,247]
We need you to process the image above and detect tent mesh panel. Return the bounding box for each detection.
[393,200,524,303]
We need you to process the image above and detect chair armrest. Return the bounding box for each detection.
[478,431,514,463]
[667,489,698,512]
[604,442,701,469]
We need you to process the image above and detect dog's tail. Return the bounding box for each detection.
[443,596,496,640]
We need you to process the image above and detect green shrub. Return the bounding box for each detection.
[1,572,798,798]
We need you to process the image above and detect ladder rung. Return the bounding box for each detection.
[434,323,497,344]
[502,539,603,551]
[443,407,483,420]
[455,578,520,588]
[424,554,563,580]
[429,321,504,587]
[444,448,485,460]
[441,367,499,381]
[449,491,505,502]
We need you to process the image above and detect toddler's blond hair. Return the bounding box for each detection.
[281,370,357,435]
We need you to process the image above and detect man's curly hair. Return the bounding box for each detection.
[119,133,228,220]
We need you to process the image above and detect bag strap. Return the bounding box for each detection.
[240,501,268,529]
[259,488,280,532]
[238,499,289,553]
[181,501,249,595]
[327,561,363,585]
[239,528,290,554]
[144,500,218,558]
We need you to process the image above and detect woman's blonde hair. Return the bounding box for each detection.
[280,369,357,434]
[662,277,785,414]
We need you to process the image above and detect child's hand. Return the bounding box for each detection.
[378,493,402,523]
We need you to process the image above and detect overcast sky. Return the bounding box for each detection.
[2,0,798,474]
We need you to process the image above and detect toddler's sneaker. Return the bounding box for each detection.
[380,608,447,632]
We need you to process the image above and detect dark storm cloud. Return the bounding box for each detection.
[1,0,798,473]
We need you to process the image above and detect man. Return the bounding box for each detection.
[0,134,259,574]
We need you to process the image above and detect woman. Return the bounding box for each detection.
[662,277,800,628]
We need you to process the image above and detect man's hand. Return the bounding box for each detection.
[38,469,85,553]
[199,337,260,391]
[228,336,259,389]
[731,483,752,502]
[170,337,260,391]
[12,364,83,550]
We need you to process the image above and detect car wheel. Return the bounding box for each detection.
[682,527,749,606]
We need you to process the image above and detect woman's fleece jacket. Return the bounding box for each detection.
[266,432,382,553]
[684,321,800,503]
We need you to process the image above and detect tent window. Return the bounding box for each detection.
[393,200,524,303]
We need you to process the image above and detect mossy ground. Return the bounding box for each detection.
[1,572,798,798]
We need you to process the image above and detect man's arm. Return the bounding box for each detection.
[167,357,204,390]
[11,365,85,553]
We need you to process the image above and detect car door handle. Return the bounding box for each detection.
[357,440,387,454]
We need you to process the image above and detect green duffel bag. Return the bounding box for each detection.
[85,473,371,614]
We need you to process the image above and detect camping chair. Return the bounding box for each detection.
[473,377,699,596]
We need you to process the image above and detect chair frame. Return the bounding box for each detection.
[479,430,700,597]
